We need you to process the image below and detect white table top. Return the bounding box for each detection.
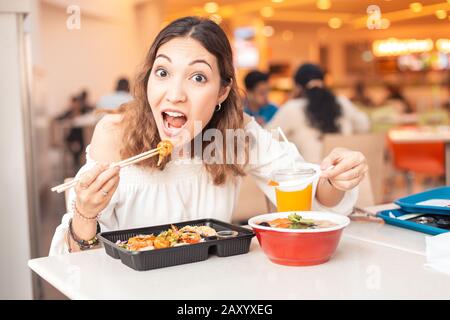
[345,204,427,255]
[28,204,450,300]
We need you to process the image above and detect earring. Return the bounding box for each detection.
[215,103,222,112]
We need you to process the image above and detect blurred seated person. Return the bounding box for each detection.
[79,89,95,112]
[382,83,414,114]
[55,95,92,169]
[445,74,450,117]
[243,70,278,125]
[351,80,374,108]
[97,77,133,109]
[56,95,94,120]
[267,63,370,163]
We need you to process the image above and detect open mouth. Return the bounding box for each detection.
[161,110,188,137]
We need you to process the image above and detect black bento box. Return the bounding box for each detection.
[97,219,255,271]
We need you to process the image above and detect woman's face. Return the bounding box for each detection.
[147,37,230,145]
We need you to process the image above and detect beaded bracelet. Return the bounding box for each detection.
[71,199,101,221]
[68,218,100,250]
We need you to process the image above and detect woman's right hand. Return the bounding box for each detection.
[74,163,121,218]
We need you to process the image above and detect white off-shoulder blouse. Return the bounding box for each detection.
[49,119,358,255]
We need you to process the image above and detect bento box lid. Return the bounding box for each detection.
[394,186,450,216]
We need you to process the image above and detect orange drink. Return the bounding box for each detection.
[271,164,320,212]
[275,183,313,212]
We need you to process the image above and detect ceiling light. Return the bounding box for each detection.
[435,9,447,20]
[204,2,219,14]
[409,2,423,13]
[317,0,331,10]
[328,17,342,29]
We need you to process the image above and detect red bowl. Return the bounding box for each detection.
[248,211,350,266]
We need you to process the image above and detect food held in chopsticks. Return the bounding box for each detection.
[50,140,174,193]
[156,140,173,166]
[116,225,217,251]
[257,213,337,229]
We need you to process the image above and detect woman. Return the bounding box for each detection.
[267,64,370,164]
[50,18,367,255]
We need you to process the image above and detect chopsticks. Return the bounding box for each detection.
[51,147,161,193]
[350,207,385,224]
[112,147,161,168]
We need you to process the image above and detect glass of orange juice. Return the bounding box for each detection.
[271,163,320,212]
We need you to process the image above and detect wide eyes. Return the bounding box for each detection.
[192,74,207,83]
[155,68,168,78]
[153,68,207,84]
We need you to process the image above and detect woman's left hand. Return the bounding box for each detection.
[320,147,368,191]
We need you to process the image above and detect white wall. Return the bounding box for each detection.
[0,0,34,299]
[31,0,166,116]
[38,0,144,116]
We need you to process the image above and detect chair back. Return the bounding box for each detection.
[232,175,269,223]
[386,134,445,176]
[355,173,375,207]
[322,133,385,205]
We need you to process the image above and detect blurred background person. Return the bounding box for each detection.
[351,80,374,109]
[444,71,450,116]
[97,77,133,109]
[382,83,414,114]
[267,63,370,163]
[243,70,278,126]
[79,89,95,112]
[54,95,92,170]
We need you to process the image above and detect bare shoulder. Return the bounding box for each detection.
[243,113,253,126]
[89,114,124,163]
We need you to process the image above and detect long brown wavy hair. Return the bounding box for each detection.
[110,16,247,185]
